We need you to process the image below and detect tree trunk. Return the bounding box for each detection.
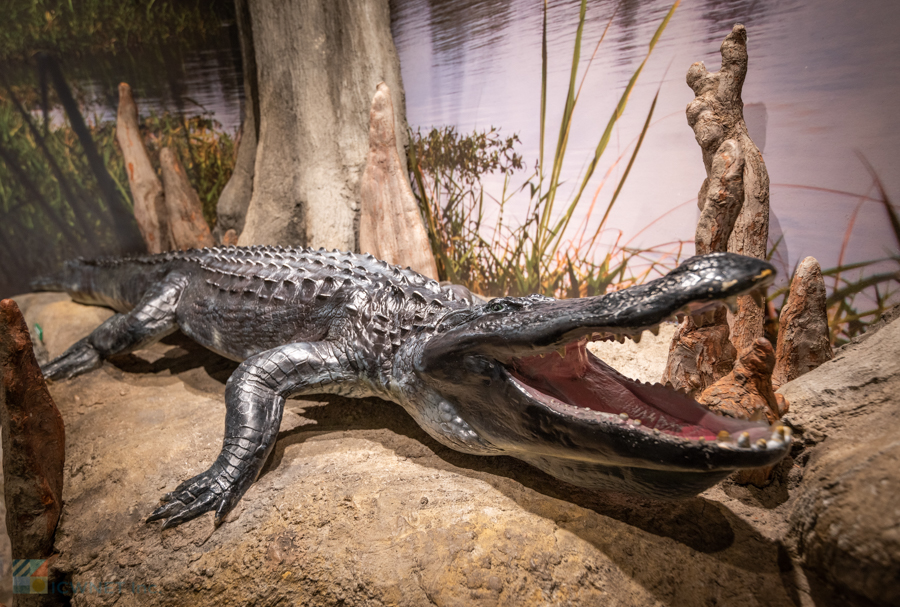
[231,0,409,252]
[213,0,258,243]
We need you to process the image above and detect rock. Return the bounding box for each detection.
[0,299,65,562]
[587,323,676,383]
[5,292,897,606]
[772,257,832,389]
[0,443,9,606]
[780,308,900,606]
[17,297,114,362]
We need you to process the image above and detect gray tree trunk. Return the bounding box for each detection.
[226,0,409,252]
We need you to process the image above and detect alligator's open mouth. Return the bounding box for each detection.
[506,301,789,455]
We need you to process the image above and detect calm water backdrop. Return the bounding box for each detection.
[391,0,900,290]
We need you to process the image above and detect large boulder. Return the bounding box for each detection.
[779,307,900,606]
[3,293,898,606]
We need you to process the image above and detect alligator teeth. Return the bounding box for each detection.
[653,428,660,435]
[649,325,660,336]
[556,346,567,359]
[717,430,731,442]
[632,332,643,344]
[751,289,765,308]
[737,432,750,448]
[632,419,642,426]
[690,312,705,325]
[697,437,705,444]
[775,425,792,440]
[676,313,686,323]
[614,335,625,344]
[702,310,717,325]
[618,413,629,421]
[755,438,768,450]
[724,296,739,313]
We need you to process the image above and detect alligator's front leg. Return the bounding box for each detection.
[41,273,188,380]
[147,341,358,529]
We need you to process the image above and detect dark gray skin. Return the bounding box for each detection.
[35,246,791,529]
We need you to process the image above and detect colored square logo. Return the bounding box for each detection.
[12,559,49,594]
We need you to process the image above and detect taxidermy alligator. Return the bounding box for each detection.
[35,246,791,529]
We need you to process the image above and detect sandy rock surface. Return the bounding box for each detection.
[585,323,676,383]
[779,310,900,606]
[3,294,898,606]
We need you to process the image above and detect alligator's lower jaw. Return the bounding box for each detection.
[508,339,790,454]
[515,452,736,499]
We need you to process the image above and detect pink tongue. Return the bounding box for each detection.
[512,344,717,439]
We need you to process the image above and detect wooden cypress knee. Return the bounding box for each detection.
[116,83,169,253]
[359,82,439,280]
[772,256,833,389]
[159,147,216,251]
[662,24,772,397]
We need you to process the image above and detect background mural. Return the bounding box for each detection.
[1,0,897,343]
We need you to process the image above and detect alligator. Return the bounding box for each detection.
[35,246,791,529]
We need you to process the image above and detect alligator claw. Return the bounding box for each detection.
[147,467,234,528]
[160,492,219,530]
[40,337,101,381]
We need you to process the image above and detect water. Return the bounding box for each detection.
[390,0,900,293]
[57,21,245,133]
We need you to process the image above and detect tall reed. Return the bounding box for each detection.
[411,0,683,298]
[768,161,900,346]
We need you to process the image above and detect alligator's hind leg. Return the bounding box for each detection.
[40,273,188,381]
[148,341,358,529]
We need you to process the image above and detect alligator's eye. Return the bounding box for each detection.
[488,301,505,313]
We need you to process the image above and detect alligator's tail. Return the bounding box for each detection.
[30,256,175,312]
[30,268,71,292]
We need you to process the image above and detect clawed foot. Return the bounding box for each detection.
[147,465,243,529]
[40,338,101,381]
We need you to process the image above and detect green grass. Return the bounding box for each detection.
[410,0,683,298]
[768,160,900,346]
[0,0,229,61]
[130,111,236,229]
[0,80,235,295]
